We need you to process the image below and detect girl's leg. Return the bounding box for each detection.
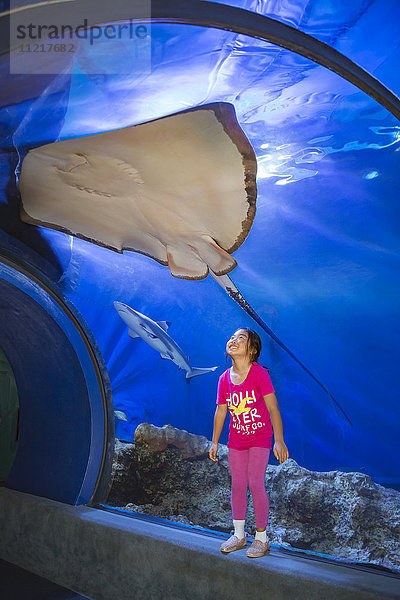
[247,447,270,530]
[228,448,249,522]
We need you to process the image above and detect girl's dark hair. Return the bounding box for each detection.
[243,328,262,363]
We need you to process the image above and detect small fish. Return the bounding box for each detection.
[114,410,128,421]
[114,301,218,380]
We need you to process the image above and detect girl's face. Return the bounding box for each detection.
[226,329,250,360]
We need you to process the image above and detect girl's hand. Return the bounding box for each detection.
[209,442,219,462]
[273,440,289,464]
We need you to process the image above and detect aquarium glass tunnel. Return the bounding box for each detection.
[0,0,399,564]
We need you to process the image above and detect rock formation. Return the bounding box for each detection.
[106,423,400,574]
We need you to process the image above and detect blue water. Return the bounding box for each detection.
[1,1,399,488]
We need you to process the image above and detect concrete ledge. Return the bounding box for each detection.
[0,488,399,600]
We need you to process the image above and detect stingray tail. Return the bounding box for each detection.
[186,366,218,380]
[210,272,352,427]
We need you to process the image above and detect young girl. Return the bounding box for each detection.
[209,328,289,558]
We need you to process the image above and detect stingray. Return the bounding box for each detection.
[19,103,256,279]
[18,102,351,425]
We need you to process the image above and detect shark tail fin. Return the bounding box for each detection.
[186,366,218,380]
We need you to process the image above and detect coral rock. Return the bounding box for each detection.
[106,423,400,574]
[134,423,210,459]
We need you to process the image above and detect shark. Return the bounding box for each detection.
[114,301,218,380]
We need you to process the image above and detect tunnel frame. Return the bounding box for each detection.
[0,249,114,505]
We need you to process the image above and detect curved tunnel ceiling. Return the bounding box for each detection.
[0,0,399,490]
[1,0,400,118]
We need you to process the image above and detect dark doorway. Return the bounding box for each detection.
[0,348,19,482]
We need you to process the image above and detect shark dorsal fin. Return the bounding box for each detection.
[157,321,171,332]
[128,329,140,339]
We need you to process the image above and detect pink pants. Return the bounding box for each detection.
[228,447,270,529]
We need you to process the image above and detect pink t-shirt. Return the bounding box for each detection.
[217,362,275,450]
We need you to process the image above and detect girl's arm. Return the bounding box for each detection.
[209,404,228,462]
[264,393,289,464]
